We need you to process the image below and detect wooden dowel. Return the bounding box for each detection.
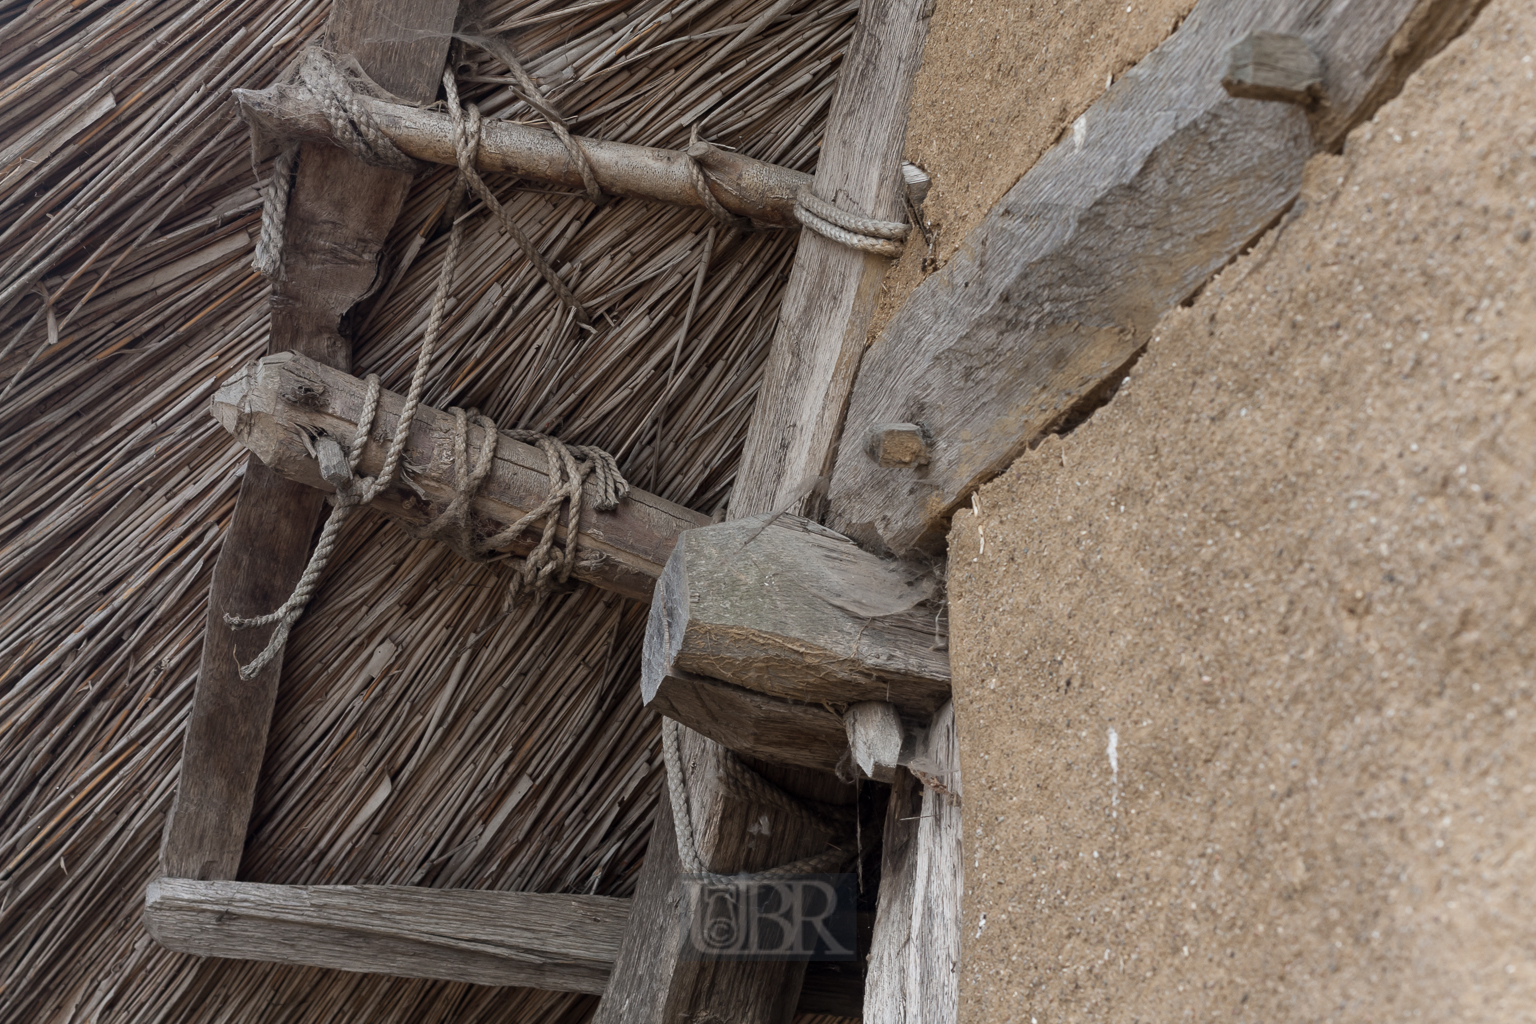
[233,86,813,228]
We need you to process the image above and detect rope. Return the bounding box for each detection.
[685,128,751,232]
[663,718,852,883]
[227,61,627,676]
[443,70,591,323]
[793,184,909,257]
[251,48,417,278]
[469,31,606,209]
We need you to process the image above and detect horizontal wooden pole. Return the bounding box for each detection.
[234,86,812,228]
[144,879,628,993]
[643,514,950,715]
[646,670,849,773]
[211,352,711,602]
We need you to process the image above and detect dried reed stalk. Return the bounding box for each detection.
[0,0,860,1020]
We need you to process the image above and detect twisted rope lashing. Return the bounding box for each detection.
[662,718,852,884]
[793,185,909,257]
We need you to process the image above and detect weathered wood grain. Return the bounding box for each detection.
[160,0,460,881]
[843,701,918,783]
[234,87,812,228]
[1222,32,1324,105]
[211,351,711,601]
[729,0,933,517]
[592,724,854,1024]
[144,879,628,994]
[864,702,963,1024]
[645,670,849,773]
[826,0,1490,556]
[642,514,949,713]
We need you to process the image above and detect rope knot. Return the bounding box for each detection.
[793,185,909,257]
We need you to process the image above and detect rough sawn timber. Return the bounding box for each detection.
[158,0,460,882]
[728,0,933,517]
[826,0,1492,556]
[211,352,710,601]
[864,702,964,1024]
[642,514,949,713]
[644,670,850,773]
[234,86,812,228]
[144,879,628,994]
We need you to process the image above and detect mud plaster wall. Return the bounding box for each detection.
[870,0,1198,339]
[945,2,1536,1020]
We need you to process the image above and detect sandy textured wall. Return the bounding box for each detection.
[947,1,1536,1019]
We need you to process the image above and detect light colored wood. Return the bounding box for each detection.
[826,0,1486,557]
[729,0,934,518]
[866,423,930,468]
[211,351,711,602]
[843,701,908,783]
[235,86,812,228]
[864,702,963,1024]
[143,879,628,994]
[160,0,460,882]
[642,514,949,713]
[645,670,849,774]
[1222,32,1324,105]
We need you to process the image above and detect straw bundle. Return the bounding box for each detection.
[0,0,858,1020]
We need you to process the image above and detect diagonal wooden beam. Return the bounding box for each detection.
[825,0,1493,557]
[594,0,933,1020]
[158,0,460,882]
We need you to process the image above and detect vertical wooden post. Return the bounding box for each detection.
[595,0,932,1019]
[864,702,963,1024]
[728,0,934,517]
[159,0,460,880]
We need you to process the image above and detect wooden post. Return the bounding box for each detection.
[864,702,963,1024]
[644,670,850,773]
[729,0,934,517]
[211,352,711,601]
[595,0,932,1017]
[159,0,460,881]
[824,0,1490,557]
[642,514,949,711]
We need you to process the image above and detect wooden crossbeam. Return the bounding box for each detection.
[143,880,864,1013]
[825,0,1491,557]
[211,351,710,601]
[234,85,811,228]
[159,0,460,884]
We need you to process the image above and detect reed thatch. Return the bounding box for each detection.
[0,0,857,1019]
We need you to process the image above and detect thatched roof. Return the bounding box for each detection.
[0,0,854,1019]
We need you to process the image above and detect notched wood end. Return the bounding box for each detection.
[865,422,931,468]
[1222,32,1326,107]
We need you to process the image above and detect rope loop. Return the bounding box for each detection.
[793,184,908,257]
[663,718,852,883]
[685,127,752,232]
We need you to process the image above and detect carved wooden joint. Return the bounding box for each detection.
[865,422,931,468]
[1222,32,1326,106]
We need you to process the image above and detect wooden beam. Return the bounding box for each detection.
[144,879,628,994]
[160,0,460,881]
[729,0,933,516]
[864,702,963,1024]
[1222,32,1325,105]
[234,86,811,228]
[843,701,919,783]
[642,514,949,713]
[211,351,711,602]
[645,670,849,774]
[825,0,1489,556]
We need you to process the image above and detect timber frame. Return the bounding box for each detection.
[149,0,1489,1021]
